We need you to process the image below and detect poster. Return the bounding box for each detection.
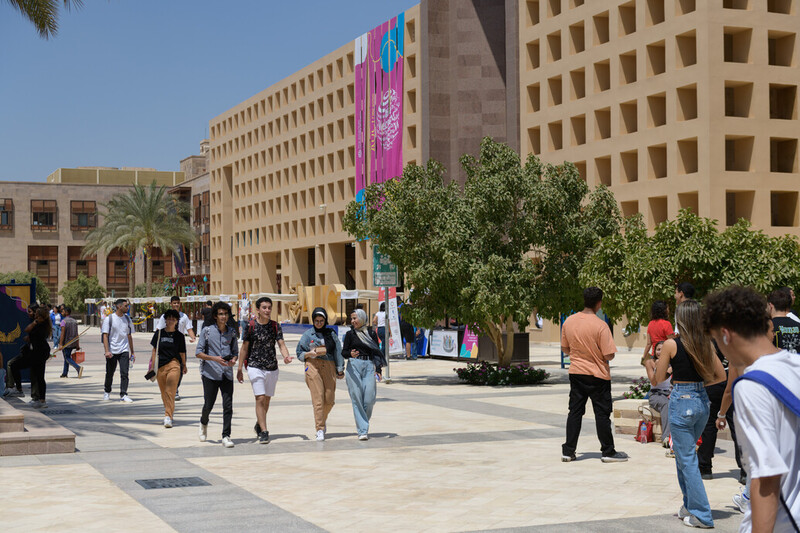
[430,330,459,357]
[459,326,479,359]
[354,13,405,202]
[379,287,404,355]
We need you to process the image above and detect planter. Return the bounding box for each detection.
[477,333,530,364]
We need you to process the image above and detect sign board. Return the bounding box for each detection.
[430,330,459,357]
[378,287,404,355]
[459,326,479,358]
[372,245,399,287]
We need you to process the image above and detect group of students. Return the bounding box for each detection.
[562,284,799,531]
[125,296,386,446]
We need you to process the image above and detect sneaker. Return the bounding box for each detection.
[174,392,181,401]
[254,422,262,437]
[8,389,24,397]
[38,400,48,409]
[679,506,691,519]
[258,431,270,444]
[78,366,84,379]
[601,452,629,463]
[222,436,234,448]
[683,515,713,528]
[561,453,577,462]
[59,374,67,378]
[198,424,208,442]
[163,416,173,428]
[103,392,111,401]
[358,434,369,441]
[28,399,39,407]
[120,395,133,403]
[2,388,9,397]
[700,471,713,481]
[316,430,325,442]
[732,491,750,513]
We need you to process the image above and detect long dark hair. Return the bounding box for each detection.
[675,301,716,382]
[650,300,669,321]
[34,307,52,339]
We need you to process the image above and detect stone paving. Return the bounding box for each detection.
[1,328,745,532]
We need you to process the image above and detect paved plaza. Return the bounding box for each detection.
[2,328,745,532]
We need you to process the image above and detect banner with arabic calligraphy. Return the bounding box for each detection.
[355,13,405,202]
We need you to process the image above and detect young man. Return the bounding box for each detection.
[50,305,62,347]
[102,299,135,402]
[780,287,800,325]
[561,287,628,463]
[704,286,800,533]
[200,300,213,327]
[768,288,800,353]
[674,282,696,335]
[155,296,196,400]
[196,302,238,448]
[236,297,292,444]
[58,306,83,378]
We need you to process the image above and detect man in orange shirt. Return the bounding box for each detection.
[561,287,628,463]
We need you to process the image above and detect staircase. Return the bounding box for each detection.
[0,398,75,455]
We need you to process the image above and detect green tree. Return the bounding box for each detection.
[4,0,82,39]
[83,195,137,296]
[344,137,620,366]
[0,271,50,306]
[581,209,800,328]
[60,274,105,313]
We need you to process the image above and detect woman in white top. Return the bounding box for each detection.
[372,302,386,346]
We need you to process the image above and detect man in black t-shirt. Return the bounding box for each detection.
[236,297,293,443]
[200,301,213,327]
[768,288,800,353]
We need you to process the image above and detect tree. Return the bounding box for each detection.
[84,182,196,298]
[0,271,50,305]
[4,0,82,39]
[580,208,800,328]
[83,195,137,296]
[344,137,620,366]
[60,274,105,313]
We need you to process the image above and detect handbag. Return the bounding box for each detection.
[74,351,85,364]
[636,405,655,443]
[144,329,161,382]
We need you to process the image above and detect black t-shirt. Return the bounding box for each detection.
[151,329,187,368]
[772,317,800,354]
[201,307,212,325]
[243,320,283,371]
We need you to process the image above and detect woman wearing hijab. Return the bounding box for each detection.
[297,307,344,441]
[342,308,384,440]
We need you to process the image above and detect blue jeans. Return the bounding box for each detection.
[345,358,377,436]
[62,347,81,376]
[52,326,61,347]
[670,382,713,527]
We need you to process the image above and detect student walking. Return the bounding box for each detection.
[155,296,196,401]
[196,302,238,448]
[655,300,726,529]
[102,299,135,403]
[561,287,628,463]
[58,306,83,378]
[343,309,384,440]
[150,309,187,428]
[236,297,293,444]
[296,307,344,441]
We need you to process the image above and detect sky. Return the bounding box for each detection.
[0,0,418,182]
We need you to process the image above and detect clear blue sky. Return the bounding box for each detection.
[0,0,418,182]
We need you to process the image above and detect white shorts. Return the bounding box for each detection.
[247,366,279,397]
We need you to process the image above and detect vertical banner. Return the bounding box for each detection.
[459,326,479,359]
[379,287,404,355]
[354,13,404,201]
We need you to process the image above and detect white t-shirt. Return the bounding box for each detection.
[734,350,800,533]
[375,311,386,328]
[155,312,193,335]
[787,311,800,324]
[239,301,249,321]
[101,313,133,354]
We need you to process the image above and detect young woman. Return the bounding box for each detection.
[343,308,384,440]
[643,300,674,363]
[372,302,386,345]
[27,307,52,408]
[150,309,187,428]
[297,307,344,441]
[645,341,671,446]
[655,300,726,529]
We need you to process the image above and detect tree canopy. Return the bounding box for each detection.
[344,137,620,366]
[60,274,105,313]
[4,0,82,39]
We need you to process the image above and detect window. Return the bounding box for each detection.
[28,246,58,291]
[0,199,12,229]
[193,194,201,226]
[70,201,96,230]
[68,246,96,280]
[202,232,210,266]
[31,200,57,230]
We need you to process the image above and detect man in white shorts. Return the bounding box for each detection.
[237,296,292,444]
[155,296,196,400]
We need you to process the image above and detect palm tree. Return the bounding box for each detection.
[4,0,82,39]
[83,196,137,296]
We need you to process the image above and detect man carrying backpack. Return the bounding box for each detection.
[102,299,135,403]
[703,286,800,532]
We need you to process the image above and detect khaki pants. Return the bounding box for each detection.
[305,358,337,431]
[157,359,182,418]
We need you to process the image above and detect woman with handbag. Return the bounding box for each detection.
[148,309,187,428]
[342,308,384,440]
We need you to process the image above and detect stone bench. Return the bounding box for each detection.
[613,398,731,442]
[0,399,76,456]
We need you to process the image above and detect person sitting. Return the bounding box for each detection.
[645,341,671,447]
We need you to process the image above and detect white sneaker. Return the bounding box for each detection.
[198,424,208,442]
[316,430,325,441]
[358,434,369,441]
[120,395,133,403]
[221,436,234,448]
[103,392,111,401]
[732,491,750,513]
[163,416,173,428]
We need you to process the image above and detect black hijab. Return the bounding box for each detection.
[312,307,337,355]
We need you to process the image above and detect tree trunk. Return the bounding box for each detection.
[146,246,153,297]
[128,250,135,297]
[485,321,508,368]
[503,315,516,367]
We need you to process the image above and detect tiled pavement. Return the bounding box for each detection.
[1,329,745,532]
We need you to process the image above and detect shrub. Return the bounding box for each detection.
[622,377,651,399]
[454,361,550,386]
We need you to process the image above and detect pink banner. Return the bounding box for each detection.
[460,326,479,359]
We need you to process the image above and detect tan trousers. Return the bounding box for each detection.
[305,358,337,431]
[157,359,181,418]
